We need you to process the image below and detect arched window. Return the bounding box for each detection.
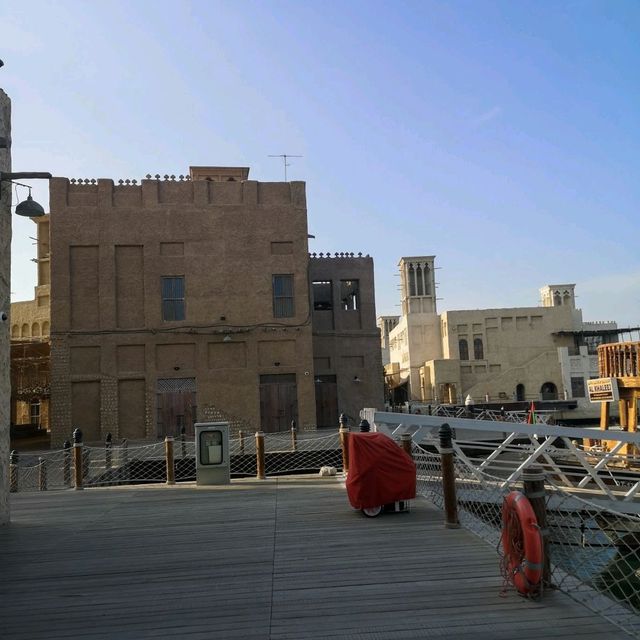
[554,292,562,306]
[42,321,50,336]
[516,384,525,401]
[11,325,19,338]
[32,322,41,337]
[540,382,557,400]
[474,338,484,360]
[416,265,424,295]
[21,323,30,338]
[459,339,469,360]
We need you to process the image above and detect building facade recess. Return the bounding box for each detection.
[382,256,618,414]
[48,166,383,445]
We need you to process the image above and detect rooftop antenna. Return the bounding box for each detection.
[268,154,302,182]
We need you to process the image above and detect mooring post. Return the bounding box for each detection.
[359,419,370,432]
[63,440,71,487]
[38,456,47,491]
[72,428,83,490]
[165,436,175,485]
[439,423,460,529]
[105,432,112,470]
[255,431,266,480]
[291,420,297,452]
[9,450,18,493]
[400,432,413,458]
[523,466,551,587]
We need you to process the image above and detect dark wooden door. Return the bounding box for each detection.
[315,375,338,428]
[260,374,298,432]
[157,391,196,437]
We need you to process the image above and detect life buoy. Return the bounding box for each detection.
[501,491,543,595]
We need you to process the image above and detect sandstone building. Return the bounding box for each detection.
[48,167,383,444]
[383,256,618,409]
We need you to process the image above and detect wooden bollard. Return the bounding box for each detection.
[105,432,112,470]
[38,457,47,491]
[339,426,350,474]
[165,436,175,485]
[72,428,84,490]
[291,420,298,452]
[255,431,266,480]
[523,467,551,587]
[180,425,187,459]
[9,450,19,493]
[400,433,413,458]
[439,423,460,529]
[239,430,245,456]
[63,440,71,487]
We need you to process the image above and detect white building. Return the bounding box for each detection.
[383,257,618,407]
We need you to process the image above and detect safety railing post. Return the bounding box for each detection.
[120,439,129,485]
[9,450,18,493]
[180,426,187,459]
[63,440,71,487]
[439,423,460,529]
[165,436,175,485]
[38,456,47,491]
[105,432,112,470]
[523,466,551,587]
[339,413,350,474]
[72,428,84,490]
[239,430,245,456]
[255,431,266,480]
[400,432,413,458]
[291,420,297,452]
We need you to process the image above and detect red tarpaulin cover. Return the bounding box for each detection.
[346,432,416,510]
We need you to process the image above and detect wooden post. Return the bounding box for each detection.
[72,428,83,490]
[105,432,112,470]
[255,431,265,479]
[523,467,551,588]
[439,423,460,529]
[180,425,187,459]
[38,456,47,491]
[9,450,18,493]
[619,399,628,428]
[400,432,412,458]
[63,440,71,487]
[339,426,350,474]
[165,436,175,485]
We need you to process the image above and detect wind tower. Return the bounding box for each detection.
[399,256,437,316]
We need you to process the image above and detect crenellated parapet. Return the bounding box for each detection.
[310,252,370,259]
[50,176,306,209]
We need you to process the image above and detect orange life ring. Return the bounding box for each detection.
[501,491,543,595]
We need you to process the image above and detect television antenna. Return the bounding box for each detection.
[268,154,302,182]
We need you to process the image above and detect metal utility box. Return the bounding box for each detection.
[195,422,230,485]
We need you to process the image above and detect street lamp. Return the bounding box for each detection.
[0,172,51,217]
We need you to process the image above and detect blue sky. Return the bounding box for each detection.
[2,0,639,326]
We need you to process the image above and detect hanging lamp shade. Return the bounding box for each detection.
[15,193,45,217]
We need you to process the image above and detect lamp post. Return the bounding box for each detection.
[0,85,50,525]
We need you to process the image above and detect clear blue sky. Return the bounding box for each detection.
[2,0,639,327]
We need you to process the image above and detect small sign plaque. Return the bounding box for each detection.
[587,377,620,403]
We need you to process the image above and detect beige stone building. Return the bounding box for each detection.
[10,216,51,429]
[384,256,618,407]
[48,167,383,444]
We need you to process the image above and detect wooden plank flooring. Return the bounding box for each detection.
[0,477,632,639]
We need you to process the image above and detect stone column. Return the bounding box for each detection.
[0,89,12,525]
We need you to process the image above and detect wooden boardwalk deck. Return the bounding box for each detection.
[0,476,631,639]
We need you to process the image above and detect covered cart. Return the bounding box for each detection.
[346,432,416,517]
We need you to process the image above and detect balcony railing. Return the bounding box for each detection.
[598,341,640,378]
